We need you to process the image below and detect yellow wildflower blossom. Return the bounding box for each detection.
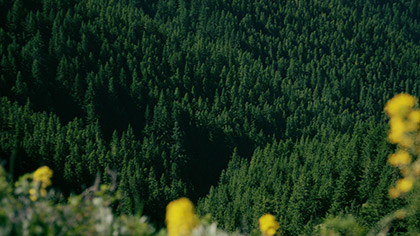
[396,177,414,193]
[29,188,37,201]
[33,166,53,188]
[408,110,420,124]
[385,93,417,117]
[388,117,406,143]
[406,110,420,132]
[385,94,420,200]
[259,214,280,236]
[388,177,413,199]
[166,197,198,236]
[388,150,411,167]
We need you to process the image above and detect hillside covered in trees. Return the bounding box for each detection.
[1,0,420,234]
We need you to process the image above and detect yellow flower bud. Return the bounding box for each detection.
[259,214,280,236]
[405,110,420,133]
[166,198,198,236]
[33,166,53,188]
[409,110,420,124]
[396,177,414,193]
[388,150,411,166]
[29,188,37,202]
[388,117,409,145]
[385,93,417,118]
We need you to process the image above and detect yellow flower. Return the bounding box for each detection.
[388,117,406,143]
[166,197,198,236]
[29,188,37,202]
[33,166,53,188]
[259,214,280,236]
[408,110,420,124]
[388,150,411,166]
[406,110,420,132]
[396,177,414,193]
[388,117,414,147]
[385,93,417,118]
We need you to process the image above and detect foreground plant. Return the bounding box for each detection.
[1,167,244,236]
[0,166,155,236]
[385,93,420,198]
[365,93,420,235]
[29,166,53,201]
[317,93,420,236]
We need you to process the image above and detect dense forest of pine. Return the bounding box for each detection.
[1,0,420,234]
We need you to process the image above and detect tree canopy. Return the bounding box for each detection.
[1,0,420,234]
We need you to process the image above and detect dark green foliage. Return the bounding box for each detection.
[1,0,420,234]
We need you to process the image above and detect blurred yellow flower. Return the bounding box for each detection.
[388,117,405,142]
[385,93,417,117]
[388,177,413,199]
[406,110,420,132]
[408,110,420,124]
[259,214,279,236]
[396,177,414,193]
[388,150,411,166]
[388,117,413,147]
[29,166,52,201]
[29,188,37,201]
[385,94,420,200]
[33,166,53,188]
[166,197,198,236]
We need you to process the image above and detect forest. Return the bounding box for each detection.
[1,0,420,234]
